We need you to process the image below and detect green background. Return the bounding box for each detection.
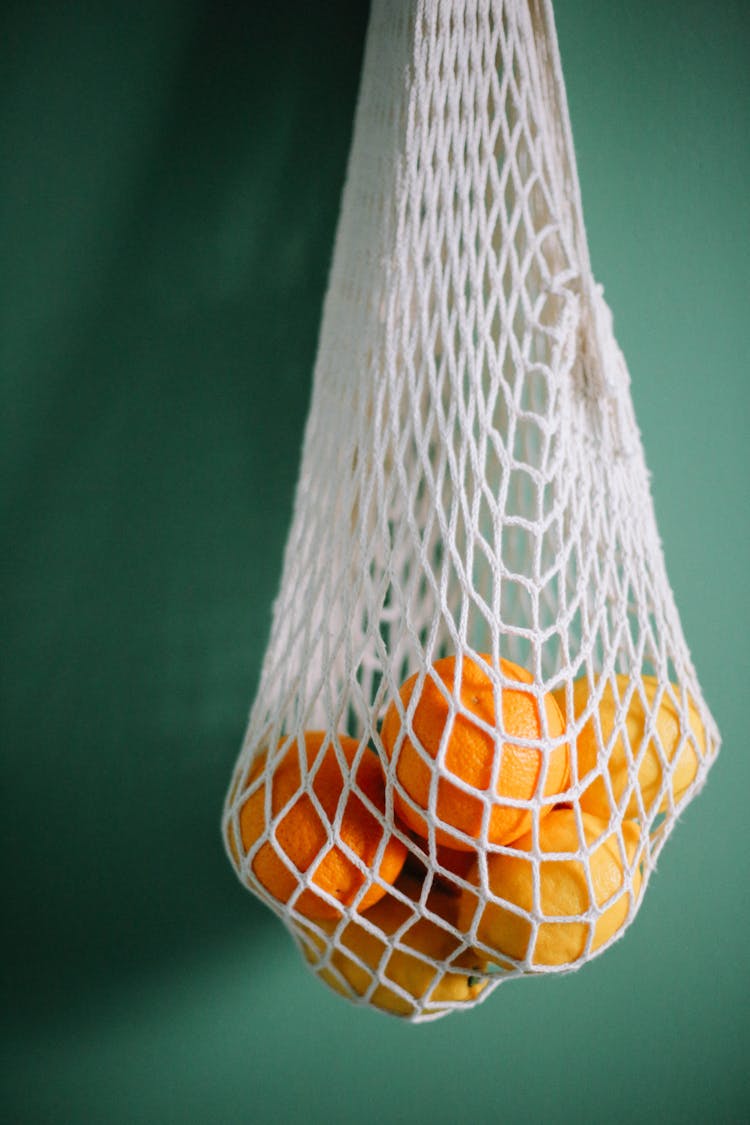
[2,2,748,1121]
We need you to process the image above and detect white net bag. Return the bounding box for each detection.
[222,0,720,1022]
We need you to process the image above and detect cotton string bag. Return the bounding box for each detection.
[222,0,720,1022]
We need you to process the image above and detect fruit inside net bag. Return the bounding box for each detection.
[222,0,720,1022]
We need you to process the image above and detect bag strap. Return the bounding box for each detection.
[523,1,623,399]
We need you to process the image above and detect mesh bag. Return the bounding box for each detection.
[222,0,720,1022]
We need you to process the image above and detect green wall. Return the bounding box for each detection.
[2,2,748,1121]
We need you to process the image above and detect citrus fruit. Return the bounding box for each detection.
[225,731,407,920]
[552,674,707,820]
[380,653,569,851]
[298,874,488,1017]
[456,808,642,969]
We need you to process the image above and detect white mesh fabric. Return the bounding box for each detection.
[222,0,720,1022]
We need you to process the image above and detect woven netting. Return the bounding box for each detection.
[222,0,720,1022]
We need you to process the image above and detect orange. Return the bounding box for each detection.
[298,874,488,1018]
[225,731,407,920]
[381,654,569,851]
[456,808,642,969]
[552,674,707,820]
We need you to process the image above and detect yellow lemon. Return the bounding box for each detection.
[552,675,706,820]
[456,808,642,969]
[298,875,487,1018]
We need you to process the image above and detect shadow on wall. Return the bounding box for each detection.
[2,0,371,1028]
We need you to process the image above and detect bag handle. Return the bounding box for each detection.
[522,0,624,399]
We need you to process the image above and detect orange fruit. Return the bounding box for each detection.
[456,808,642,969]
[298,874,488,1018]
[381,654,569,851]
[225,731,407,920]
[552,674,707,821]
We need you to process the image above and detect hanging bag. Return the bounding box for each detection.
[222,0,720,1022]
